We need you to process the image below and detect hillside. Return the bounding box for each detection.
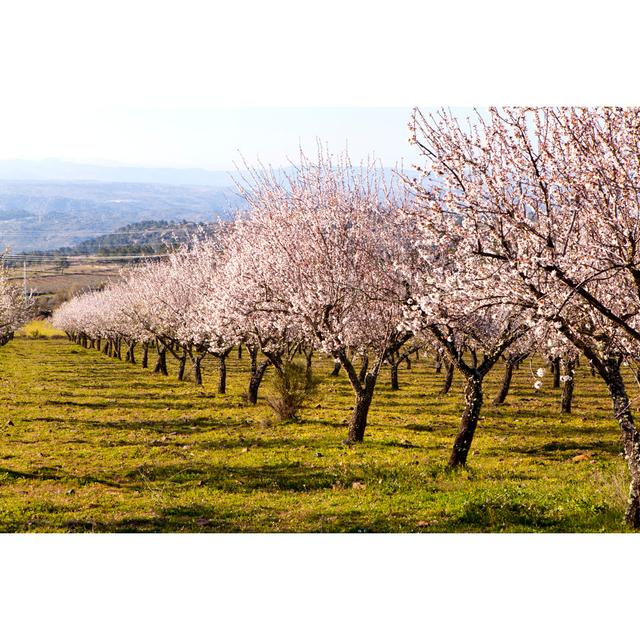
[26,220,217,257]
[0,180,242,251]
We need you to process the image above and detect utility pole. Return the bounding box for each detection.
[23,259,27,300]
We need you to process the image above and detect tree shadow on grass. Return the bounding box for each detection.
[67,415,230,434]
[60,505,405,533]
[0,465,123,488]
[0,465,64,481]
[448,493,622,532]
[121,461,347,494]
[60,504,284,533]
[511,439,620,459]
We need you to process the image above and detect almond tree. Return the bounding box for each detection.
[0,262,32,346]
[170,237,241,391]
[408,106,640,526]
[401,254,533,467]
[233,150,413,443]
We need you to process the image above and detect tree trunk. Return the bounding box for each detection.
[96,337,101,351]
[177,348,188,381]
[390,362,399,391]
[141,342,149,369]
[434,353,442,374]
[344,374,376,444]
[561,358,576,414]
[126,342,136,365]
[493,359,515,405]
[469,348,478,368]
[552,356,561,388]
[217,354,228,393]
[304,350,313,387]
[449,373,483,468]
[330,361,341,376]
[153,345,168,376]
[193,357,203,386]
[247,359,270,404]
[603,360,640,528]
[237,343,243,360]
[440,360,455,395]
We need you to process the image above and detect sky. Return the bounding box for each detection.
[0,0,630,173]
[0,107,464,171]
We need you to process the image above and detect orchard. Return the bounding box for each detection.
[9,106,635,530]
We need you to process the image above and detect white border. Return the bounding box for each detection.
[2,1,640,636]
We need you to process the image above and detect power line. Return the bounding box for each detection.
[0,253,169,263]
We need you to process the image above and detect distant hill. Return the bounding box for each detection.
[22,220,217,257]
[0,161,419,252]
[0,180,243,252]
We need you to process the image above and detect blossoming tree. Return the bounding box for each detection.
[407,106,640,526]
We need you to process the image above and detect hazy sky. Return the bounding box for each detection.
[0,107,474,171]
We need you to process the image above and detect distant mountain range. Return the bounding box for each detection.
[17,220,217,257]
[0,178,243,252]
[0,159,418,252]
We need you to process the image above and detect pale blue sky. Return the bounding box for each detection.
[0,107,475,171]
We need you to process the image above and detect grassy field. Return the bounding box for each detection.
[0,330,635,532]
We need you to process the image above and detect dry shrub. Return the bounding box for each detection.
[266,362,318,421]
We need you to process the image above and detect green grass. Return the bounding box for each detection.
[0,337,634,532]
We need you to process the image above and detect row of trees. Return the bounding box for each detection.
[52,107,640,528]
[0,262,32,347]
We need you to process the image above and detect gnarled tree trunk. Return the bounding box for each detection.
[493,359,515,405]
[390,362,399,391]
[153,344,168,376]
[449,373,483,468]
[193,357,203,386]
[304,349,314,387]
[247,359,270,404]
[603,359,640,528]
[552,356,561,388]
[245,344,270,403]
[440,359,455,395]
[177,347,188,381]
[214,347,233,393]
[141,342,149,369]
[218,356,227,393]
[345,373,377,444]
[126,342,136,365]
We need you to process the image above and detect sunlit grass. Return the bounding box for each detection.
[0,337,634,532]
[15,320,66,339]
